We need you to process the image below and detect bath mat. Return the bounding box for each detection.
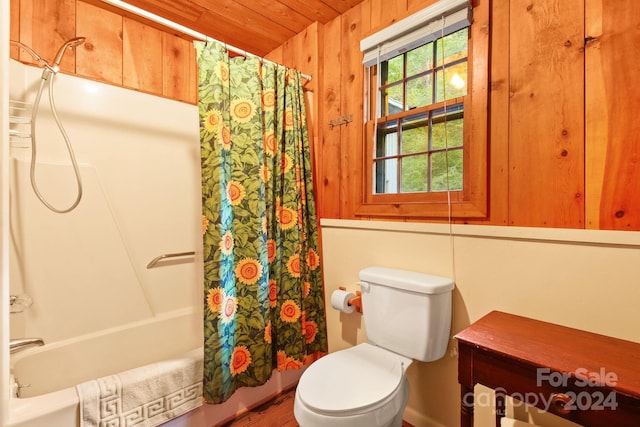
[76,348,203,427]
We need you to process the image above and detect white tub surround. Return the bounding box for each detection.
[6,59,203,426]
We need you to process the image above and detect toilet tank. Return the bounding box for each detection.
[359,266,454,362]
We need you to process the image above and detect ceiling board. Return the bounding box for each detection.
[233,0,314,33]
[118,0,365,56]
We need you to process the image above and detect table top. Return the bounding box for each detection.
[454,311,640,399]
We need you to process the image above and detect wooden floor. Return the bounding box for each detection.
[219,388,298,427]
[220,387,414,427]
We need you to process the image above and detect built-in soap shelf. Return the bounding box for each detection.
[9,100,32,147]
[10,293,33,313]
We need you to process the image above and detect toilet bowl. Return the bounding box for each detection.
[294,343,413,427]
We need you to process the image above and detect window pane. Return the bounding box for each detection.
[436,28,468,66]
[447,62,468,97]
[376,121,398,158]
[401,114,428,154]
[447,149,463,190]
[406,43,433,76]
[386,55,404,83]
[432,107,464,150]
[383,83,404,115]
[447,62,468,99]
[401,155,428,192]
[406,73,433,109]
[431,149,463,191]
[374,158,398,194]
[435,61,467,103]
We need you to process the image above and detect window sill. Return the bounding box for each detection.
[355,197,487,219]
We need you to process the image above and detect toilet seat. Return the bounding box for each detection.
[296,343,412,416]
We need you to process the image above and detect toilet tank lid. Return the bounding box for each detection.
[359,267,454,294]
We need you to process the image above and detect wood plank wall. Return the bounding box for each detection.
[9,0,640,231]
[585,0,640,230]
[10,0,196,103]
[508,0,585,227]
[314,0,640,231]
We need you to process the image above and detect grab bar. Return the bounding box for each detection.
[146,251,195,269]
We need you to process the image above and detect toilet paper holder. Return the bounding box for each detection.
[339,286,362,313]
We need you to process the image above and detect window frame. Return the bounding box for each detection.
[357,1,489,219]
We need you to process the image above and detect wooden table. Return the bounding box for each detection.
[454,311,640,427]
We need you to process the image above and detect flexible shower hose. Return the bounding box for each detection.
[29,70,83,213]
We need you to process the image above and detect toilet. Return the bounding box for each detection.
[294,266,454,427]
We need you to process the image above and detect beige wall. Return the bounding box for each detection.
[321,219,640,427]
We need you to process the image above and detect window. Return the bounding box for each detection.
[376,28,467,195]
[358,0,489,219]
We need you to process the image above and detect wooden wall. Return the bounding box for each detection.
[10,0,640,231]
[313,0,640,231]
[585,0,640,230]
[10,0,196,103]
[508,0,585,228]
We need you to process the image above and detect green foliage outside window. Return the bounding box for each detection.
[374,28,468,194]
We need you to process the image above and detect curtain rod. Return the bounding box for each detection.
[99,0,312,81]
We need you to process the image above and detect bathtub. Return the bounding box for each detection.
[6,307,303,427]
[7,308,202,427]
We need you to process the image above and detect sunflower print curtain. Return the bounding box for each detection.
[197,41,328,404]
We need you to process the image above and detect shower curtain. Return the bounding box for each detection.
[197,41,327,404]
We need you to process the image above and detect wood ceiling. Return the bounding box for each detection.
[117,0,366,56]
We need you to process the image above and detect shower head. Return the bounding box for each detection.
[53,37,86,67]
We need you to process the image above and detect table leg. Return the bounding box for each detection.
[495,389,506,427]
[461,384,474,426]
